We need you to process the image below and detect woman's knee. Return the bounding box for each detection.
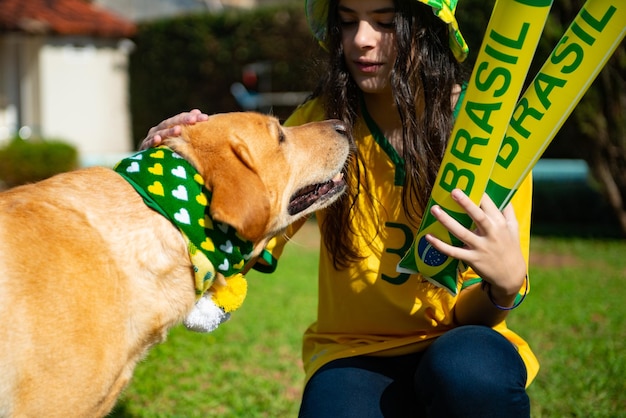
[299,355,421,418]
[415,325,529,417]
[421,326,526,384]
[299,358,393,418]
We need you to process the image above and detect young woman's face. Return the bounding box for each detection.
[338,0,397,95]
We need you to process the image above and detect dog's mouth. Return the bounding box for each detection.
[288,172,346,216]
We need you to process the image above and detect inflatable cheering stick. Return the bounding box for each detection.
[397,0,554,294]
[487,0,626,210]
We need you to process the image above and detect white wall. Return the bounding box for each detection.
[39,36,134,165]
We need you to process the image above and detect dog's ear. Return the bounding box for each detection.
[205,141,271,243]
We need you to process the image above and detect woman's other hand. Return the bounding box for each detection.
[140,109,209,150]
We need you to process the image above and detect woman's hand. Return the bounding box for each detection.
[425,188,527,300]
[140,109,209,150]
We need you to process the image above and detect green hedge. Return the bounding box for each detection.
[0,138,78,188]
[129,2,323,147]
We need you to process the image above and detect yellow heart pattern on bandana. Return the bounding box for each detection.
[148,163,163,176]
[196,193,208,206]
[201,238,215,252]
[114,147,254,297]
[147,181,165,197]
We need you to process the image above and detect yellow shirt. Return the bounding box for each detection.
[258,98,539,387]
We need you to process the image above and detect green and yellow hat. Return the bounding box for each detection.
[305,0,469,62]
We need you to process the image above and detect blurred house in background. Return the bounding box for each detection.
[0,0,289,166]
[0,0,136,166]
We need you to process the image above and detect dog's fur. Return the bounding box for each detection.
[0,112,349,417]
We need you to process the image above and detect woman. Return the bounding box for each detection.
[144,1,538,416]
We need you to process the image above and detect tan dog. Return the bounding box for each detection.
[0,112,350,418]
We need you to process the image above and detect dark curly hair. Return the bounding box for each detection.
[311,0,468,269]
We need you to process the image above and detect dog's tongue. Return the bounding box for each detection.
[288,173,346,216]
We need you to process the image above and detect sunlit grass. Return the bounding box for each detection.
[511,237,626,417]
[110,225,320,418]
[110,228,626,417]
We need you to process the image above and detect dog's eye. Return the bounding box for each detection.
[278,129,286,143]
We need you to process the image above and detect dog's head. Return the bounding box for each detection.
[163,112,350,245]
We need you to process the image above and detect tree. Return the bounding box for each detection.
[562,4,626,236]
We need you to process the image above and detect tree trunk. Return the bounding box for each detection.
[576,47,626,237]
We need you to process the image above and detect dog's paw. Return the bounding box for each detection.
[183,294,230,333]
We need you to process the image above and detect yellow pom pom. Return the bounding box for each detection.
[210,274,247,313]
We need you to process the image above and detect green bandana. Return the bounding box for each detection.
[305,0,469,62]
[114,147,254,297]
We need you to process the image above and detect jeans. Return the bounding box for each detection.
[298,325,530,418]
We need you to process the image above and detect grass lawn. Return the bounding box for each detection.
[110,222,626,417]
[512,237,626,417]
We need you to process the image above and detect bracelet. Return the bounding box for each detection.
[481,275,529,311]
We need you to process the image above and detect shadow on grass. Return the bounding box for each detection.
[108,401,138,418]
